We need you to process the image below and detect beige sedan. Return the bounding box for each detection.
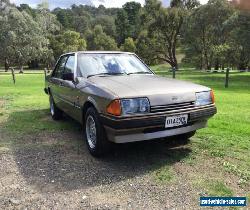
[45,51,216,156]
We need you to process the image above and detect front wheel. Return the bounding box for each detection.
[84,107,111,157]
[176,131,196,144]
[181,131,196,139]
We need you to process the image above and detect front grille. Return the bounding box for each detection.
[150,102,195,113]
[189,106,217,121]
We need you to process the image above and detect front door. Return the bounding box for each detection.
[60,54,81,121]
[50,56,68,111]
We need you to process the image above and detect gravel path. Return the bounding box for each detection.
[0,131,246,210]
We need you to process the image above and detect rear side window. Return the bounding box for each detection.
[53,56,67,78]
[64,55,75,74]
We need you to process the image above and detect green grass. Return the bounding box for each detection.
[0,72,79,137]
[156,69,250,184]
[195,179,234,196]
[154,165,175,183]
[0,68,250,192]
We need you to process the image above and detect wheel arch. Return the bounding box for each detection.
[82,100,99,123]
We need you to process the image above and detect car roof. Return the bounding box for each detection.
[61,51,135,56]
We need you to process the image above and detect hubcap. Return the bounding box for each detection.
[50,98,55,116]
[86,115,97,149]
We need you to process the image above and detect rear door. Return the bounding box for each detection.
[50,56,68,110]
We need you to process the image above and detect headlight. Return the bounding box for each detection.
[195,91,214,106]
[121,98,150,115]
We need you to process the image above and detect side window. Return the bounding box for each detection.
[64,55,75,74]
[53,56,67,78]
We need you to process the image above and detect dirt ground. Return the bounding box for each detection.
[0,128,248,210]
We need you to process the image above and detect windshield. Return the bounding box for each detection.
[76,53,153,78]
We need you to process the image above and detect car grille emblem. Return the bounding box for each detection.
[172,96,178,101]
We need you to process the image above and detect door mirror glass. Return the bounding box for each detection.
[62,72,74,81]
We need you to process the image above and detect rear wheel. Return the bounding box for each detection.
[84,107,111,157]
[49,95,63,120]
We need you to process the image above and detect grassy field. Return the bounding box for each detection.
[0,68,249,204]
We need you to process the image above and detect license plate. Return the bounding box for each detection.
[165,114,188,128]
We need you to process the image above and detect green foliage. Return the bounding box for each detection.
[86,25,118,51]
[115,9,130,46]
[50,30,86,59]
[115,2,141,46]
[122,2,141,38]
[170,0,200,9]
[0,4,50,70]
[0,0,249,71]
[93,15,116,38]
[182,0,250,70]
[141,1,187,68]
[136,30,156,65]
[227,11,250,70]
[120,37,136,52]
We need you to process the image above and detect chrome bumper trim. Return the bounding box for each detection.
[108,121,207,143]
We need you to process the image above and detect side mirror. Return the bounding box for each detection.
[62,72,74,81]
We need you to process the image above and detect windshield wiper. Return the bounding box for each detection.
[87,72,125,78]
[127,71,153,75]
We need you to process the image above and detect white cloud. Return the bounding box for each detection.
[92,0,145,8]
[10,0,208,9]
[10,0,145,9]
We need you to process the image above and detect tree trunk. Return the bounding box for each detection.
[200,55,203,70]
[214,58,219,70]
[4,58,9,72]
[19,65,24,74]
[238,63,246,70]
[204,52,210,70]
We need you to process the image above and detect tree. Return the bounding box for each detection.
[89,25,118,50]
[170,0,200,9]
[227,11,250,70]
[50,30,87,60]
[36,2,61,35]
[138,0,187,68]
[35,2,61,68]
[149,8,186,68]
[122,2,141,39]
[182,0,234,69]
[92,15,116,38]
[18,4,36,17]
[0,4,50,72]
[115,10,130,46]
[136,30,157,65]
[53,8,73,29]
[121,37,136,52]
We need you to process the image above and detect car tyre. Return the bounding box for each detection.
[49,95,63,120]
[181,131,196,139]
[84,107,111,157]
[177,131,196,144]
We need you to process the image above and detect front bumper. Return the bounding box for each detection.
[100,105,217,143]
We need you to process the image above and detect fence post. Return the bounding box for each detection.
[172,66,176,79]
[11,68,15,85]
[44,68,47,79]
[225,67,230,88]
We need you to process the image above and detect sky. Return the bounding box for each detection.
[10,0,209,9]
